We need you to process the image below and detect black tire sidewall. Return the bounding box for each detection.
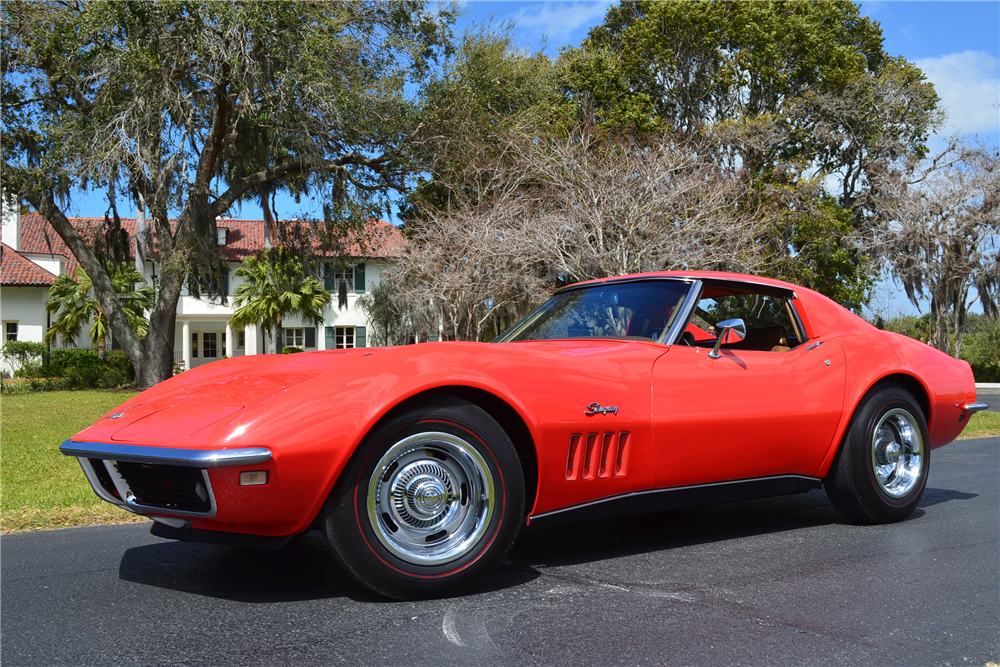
[859,396,929,509]
[324,399,524,599]
[834,386,930,522]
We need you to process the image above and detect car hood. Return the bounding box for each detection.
[72,339,665,450]
[73,349,374,446]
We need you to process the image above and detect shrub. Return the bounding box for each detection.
[60,359,133,389]
[49,348,100,369]
[48,348,135,386]
[282,346,304,354]
[880,315,930,342]
[968,362,1000,383]
[36,363,65,378]
[5,346,136,391]
[104,350,135,380]
[958,315,1000,383]
[2,340,47,377]
[0,376,66,394]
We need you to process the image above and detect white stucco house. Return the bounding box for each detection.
[0,206,404,372]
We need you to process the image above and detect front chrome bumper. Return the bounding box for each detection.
[60,440,272,520]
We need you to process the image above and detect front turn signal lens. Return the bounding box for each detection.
[240,471,268,486]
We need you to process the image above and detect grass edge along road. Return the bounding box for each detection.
[2,390,999,534]
[1,390,146,534]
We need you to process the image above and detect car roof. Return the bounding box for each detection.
[562,271,801,294]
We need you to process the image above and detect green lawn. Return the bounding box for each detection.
[959,410,1000,440]
[1,390,146,533]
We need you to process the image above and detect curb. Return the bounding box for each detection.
[975,383,1000,389]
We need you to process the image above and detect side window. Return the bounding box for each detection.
[689,290,801,352]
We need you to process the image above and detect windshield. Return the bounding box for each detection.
[496,280,692,343]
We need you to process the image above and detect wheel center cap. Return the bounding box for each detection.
[406,474,448,517]
[885,441,902,464]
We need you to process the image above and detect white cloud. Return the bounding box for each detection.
[510,1,613,44]
[915,51,1000,136]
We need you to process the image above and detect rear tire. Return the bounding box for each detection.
[825,384,929,524]
[323,396,524,600]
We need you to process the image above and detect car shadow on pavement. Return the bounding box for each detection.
[509,486,978,570]
[917,487,978,507]
[509,489,845,569]
[118,531,377,603]
[118,487,975,602]
[118,529,540,603]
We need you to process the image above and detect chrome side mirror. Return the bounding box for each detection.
[708,318,746,359]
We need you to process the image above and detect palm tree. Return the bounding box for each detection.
[230,249,332,354]
[46,264,155,360]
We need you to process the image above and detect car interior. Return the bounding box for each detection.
[680,284,806,352]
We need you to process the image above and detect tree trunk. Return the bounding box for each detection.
[134,331,177,388]
[98,335,107,361]
[134,246,185,388]
[135,194,147,283]
[260,184,274,250]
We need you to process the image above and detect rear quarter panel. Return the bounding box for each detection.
[795,290,977,478]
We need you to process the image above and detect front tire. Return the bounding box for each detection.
[825,384,929,524]
[323,397,524,600]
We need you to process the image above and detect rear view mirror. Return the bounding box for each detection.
[709,318,746,359]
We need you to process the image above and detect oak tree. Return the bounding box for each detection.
[2,0,452,386]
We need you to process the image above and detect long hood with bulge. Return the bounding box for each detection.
[73,348,374,447]
[72,340,665,454]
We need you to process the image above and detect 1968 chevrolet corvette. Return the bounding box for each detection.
[62,271,987,599]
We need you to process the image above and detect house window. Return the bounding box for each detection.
[237,330,246,350]
[335,326,355,349]
[285,328,305,348]
[4,321,18,342]
[324,264,352,292]
[203,332,218,358]
[323,263,366,293]
[191,332,198,358]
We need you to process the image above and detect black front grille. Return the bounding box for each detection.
[87,458,120,499]
[115,462,211,513]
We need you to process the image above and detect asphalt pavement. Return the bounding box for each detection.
[976,384,999,412]
[2,437,997,667]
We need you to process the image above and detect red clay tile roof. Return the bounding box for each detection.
[17,212,404,267]
[1,242,58,286]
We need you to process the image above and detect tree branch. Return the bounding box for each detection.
[208,153,397,218]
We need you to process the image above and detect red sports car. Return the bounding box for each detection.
[61,271,987,599]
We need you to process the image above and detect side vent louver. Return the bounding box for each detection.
[566,432,630,480]
[566,434,582,480]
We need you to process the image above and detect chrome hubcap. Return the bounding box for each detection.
[871,408,924,498]
[392,462,456,528]
[368,432,495,565]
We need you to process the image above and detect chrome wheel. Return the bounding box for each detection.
[871,408,924,498]
[367,431,495,566]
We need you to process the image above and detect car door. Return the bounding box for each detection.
[650,289,847,488]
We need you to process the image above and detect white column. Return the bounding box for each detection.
[317,322,326,350]
[225,321,234,357]
[181,320,191,368]
[245,324,257,355]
